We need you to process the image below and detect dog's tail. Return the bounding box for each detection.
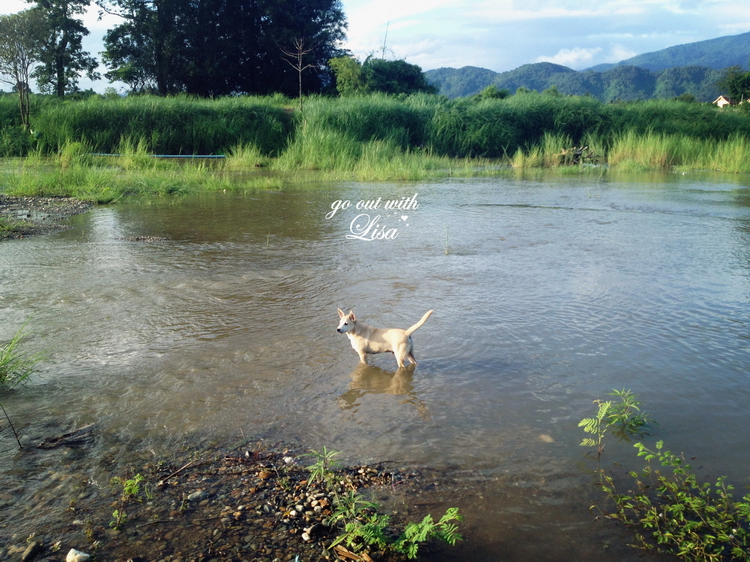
[404,310,433,336]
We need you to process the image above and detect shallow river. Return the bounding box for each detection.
[2,171,749,560]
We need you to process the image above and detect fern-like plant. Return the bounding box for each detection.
[393,508,464,559]
[579,389,654,457]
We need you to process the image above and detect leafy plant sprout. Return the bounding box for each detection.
[304,446,342,489]
[579,388,655,458]
[109,473,148,530]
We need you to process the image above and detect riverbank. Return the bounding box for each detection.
[3,438,462,562]
[0,196,93,240]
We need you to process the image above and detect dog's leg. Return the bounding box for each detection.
[394,344,408,368]
[405,337,417,366]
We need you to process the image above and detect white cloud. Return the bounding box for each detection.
[607,45,639,63]
[536,47,603,68]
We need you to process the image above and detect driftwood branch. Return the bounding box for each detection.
[37,423,97,449]
[558,146,600,165]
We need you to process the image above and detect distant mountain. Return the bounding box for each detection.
[587,31,750,72]
[424,66,498,99]
[424,31,749,101]
[424,63,727,102]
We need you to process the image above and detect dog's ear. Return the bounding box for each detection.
[348,311,356,321]
[337,308,345,318]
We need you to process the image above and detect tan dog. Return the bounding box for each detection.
[336,308,433,367]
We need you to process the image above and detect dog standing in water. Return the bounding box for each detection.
[336,308,433,368]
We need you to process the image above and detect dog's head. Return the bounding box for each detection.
[336,308,356,333]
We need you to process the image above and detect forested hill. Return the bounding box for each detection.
[425,64,727,102]
[588,31,750,72]
[425,31,750,101]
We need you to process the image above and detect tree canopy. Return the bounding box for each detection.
[99,0,348,96]
[28,0,99,97]
[717,65,750,102]
[329,55,437,97]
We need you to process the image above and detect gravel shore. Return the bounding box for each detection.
[0,196,94,239]
[4,440,459,562]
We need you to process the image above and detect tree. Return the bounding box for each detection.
[329,55,436,97]
[280,37,316,110]
[329,55,366,96]
[0,10,45,128]
[100,0,182,94]
[28,0,100,97]
[716,66,750,102]
[99,0,348,97]
[361,57,437,95]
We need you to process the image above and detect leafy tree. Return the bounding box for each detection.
[99,0,347,97]
[0,9,45,128]
[28,0,99,97]
[329,55,367,96]
[674,92,697,103]
[361,57,437,95]
[329,55,436,97]
[100,0,186,95]
[716,65,750,102]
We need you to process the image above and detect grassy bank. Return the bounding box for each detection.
[1,92,750,200]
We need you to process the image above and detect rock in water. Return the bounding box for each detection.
[66,549,91,562]
[21,541,42,562]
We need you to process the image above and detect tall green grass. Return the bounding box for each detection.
[30,95,293,156]
[704,135,750,173]
[605,130,750,172]
[3,92,750,194]
[0,324,40,391]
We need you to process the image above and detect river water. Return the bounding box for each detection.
[1,171,749,560]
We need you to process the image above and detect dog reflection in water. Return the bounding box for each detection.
[338,363,430,420]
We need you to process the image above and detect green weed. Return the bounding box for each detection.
[109,473,150,530]
[579,388,654,457]
[581,391,750,561]
[305,447,463,559]
[0,323,41,391]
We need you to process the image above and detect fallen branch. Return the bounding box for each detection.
[157,459,205,486]
[37,423,96,449]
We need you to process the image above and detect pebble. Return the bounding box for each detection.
[187,490,208,502]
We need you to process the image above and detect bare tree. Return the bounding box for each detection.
[280,37,316,110]
[0,10,44,129]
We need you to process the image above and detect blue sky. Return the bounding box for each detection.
[3,0,750,92]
